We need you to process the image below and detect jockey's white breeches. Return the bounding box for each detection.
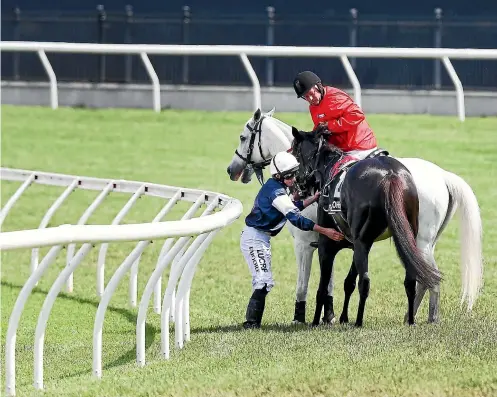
[345,147,378,160]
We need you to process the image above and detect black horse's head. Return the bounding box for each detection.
[291,126,344,196]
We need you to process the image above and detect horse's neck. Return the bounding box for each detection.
[320,150,343,184]
[271,118,294,142]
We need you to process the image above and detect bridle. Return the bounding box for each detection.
[234,116,271,168]
[234,116,273,185]
[293,135,328,195]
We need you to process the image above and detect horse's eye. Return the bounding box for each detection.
[240,136,247,142]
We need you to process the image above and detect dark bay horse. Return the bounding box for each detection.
[291,128,442,326]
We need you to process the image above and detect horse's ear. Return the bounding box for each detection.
[292,126,304,142]
[253,108,261,122]
[266,107,275,117]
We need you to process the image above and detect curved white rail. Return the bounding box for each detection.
[1,167,243,396]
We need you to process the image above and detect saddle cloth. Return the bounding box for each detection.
[322,155,359,214]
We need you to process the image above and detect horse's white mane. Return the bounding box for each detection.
[261,108,294,145]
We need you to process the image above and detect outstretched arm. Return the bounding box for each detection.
[272,194,344,241]
[293,191,320,211]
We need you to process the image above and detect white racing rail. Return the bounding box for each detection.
[0,167,243,396]
[2,41,497,121]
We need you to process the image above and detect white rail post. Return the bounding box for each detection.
[97,184,146,298]
[239,53,262,111]
[32,179,78,275]
[34,243,94,390]
[140,52,161,113]
[66,180,114,292]
[154,190,181,314]
[5,245,63,397]
[441,56,465,122]
[0,172,36,228]
[174,230,218,350]
[136,194,208,367]
[340,54,362,108]
[93,242,147,379]
[37,50,58,110]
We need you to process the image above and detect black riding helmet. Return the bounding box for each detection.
[293,71,321,98]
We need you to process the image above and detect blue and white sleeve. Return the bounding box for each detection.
[293,200,304,211]
[271,194,315,231]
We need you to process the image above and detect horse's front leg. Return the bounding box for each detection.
[312,235,341,326]
[340,261,358,324]
[289,203,319,324]
[293,234,316,323]
[352,239,373,327]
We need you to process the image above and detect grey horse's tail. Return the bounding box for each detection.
[443,170,483,310]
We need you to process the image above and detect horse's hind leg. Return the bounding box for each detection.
[404,241,441,323]
[425,191,456,323]
[408,170,452,323]
[424,246,441,323]
[405,282,427,324]
[405,272,417,325]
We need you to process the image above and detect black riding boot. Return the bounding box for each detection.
[293,301,306,324]
[322,295,336,324]
[243,287,269,329]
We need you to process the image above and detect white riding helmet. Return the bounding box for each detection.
[270,151,300,178]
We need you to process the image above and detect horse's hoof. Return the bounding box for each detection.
[354,321,363,327]
[293,301,306,324]
[291,320,307,326]
[339,316,349,324]
[242,321,261,330]
[322,315,336,325]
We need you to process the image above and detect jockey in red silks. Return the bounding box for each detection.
[293,70,379,160]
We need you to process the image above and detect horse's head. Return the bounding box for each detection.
[291,127,343,194]
[226,107,293,184]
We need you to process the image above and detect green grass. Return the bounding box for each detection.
[1,105,497,397]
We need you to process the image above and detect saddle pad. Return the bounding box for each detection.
[323,157,358,214]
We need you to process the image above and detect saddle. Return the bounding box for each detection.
[322,148,389,215]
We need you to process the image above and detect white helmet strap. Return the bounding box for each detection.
[271,156,282,175]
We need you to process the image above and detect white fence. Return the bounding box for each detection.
[0,167,243,396]
[1,41,497,121]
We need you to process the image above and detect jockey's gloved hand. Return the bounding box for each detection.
[313,123,329,135]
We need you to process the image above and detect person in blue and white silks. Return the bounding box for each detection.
[240,151,344,329]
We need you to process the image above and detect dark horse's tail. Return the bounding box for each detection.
[383,173,442,289]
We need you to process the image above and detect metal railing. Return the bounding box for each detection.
[2,41,497,120]
[3,7,497,88]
